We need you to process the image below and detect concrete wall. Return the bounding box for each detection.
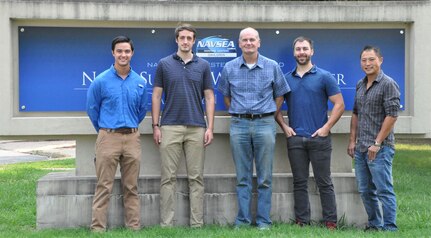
[1,0,430,172]
[37,172,366,228]
[75,133,352,176]
[1,0,431,229]
[1,0,430,138]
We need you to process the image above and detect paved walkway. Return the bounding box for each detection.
[0,140,76,165]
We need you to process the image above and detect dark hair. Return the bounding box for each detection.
[360,45,382,58]
[111,36,134,51]
[292,36,313,50]
[175,23,197,39]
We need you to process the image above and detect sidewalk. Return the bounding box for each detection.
[0,140,76,165]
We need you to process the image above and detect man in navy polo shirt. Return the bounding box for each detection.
[218,27,290,230]
[151,23,215,228]
[275,36,345,230]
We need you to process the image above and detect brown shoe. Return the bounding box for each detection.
[325,221,337,230]
[90,227,106,233]
[127,226,140,231]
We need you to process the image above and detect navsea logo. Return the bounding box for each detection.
[196,36,237,58]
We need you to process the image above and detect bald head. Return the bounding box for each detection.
[238,27,261,59]
[239,27,260,41]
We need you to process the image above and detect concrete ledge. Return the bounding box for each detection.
[37,172,367,229]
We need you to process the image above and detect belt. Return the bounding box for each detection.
[230,112,274,120]
[100,128,138,134]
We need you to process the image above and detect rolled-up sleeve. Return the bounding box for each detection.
[383,80,401,117]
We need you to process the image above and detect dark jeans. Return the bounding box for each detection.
[287,135,337,223]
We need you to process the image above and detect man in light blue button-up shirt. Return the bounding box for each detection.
[218,27,290,230]
[86,36,147,232]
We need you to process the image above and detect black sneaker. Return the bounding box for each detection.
[364,226,379,232]
[295,219,309,227]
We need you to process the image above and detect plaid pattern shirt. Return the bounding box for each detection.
[353,70,401,152]
[218,54,290,114]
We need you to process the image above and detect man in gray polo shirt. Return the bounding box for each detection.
[151,23,215,228]
[348,45,400,232]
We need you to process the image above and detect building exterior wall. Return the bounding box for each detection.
[1,0,430,229]
[0,0,430,138]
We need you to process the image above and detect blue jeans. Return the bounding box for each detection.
[230,116,276,227]
[286,135,337,224]
[354,146,397,231]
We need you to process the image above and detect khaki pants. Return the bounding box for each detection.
[159,125,205,227]
[91,129,141,231]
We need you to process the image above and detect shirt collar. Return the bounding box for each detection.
[239,53,264,69]
[172,52,198,63]
[361,70,384,84]
[110,64,132,78]
[290,64,317,77]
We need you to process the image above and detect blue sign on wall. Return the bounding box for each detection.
[18,26,405,112]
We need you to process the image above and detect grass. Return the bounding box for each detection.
[0,143,430,237]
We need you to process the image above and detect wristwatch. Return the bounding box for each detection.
[151,124,160,128]
[374,141,382,147]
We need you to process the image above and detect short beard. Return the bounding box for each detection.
[295,56,310,66]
